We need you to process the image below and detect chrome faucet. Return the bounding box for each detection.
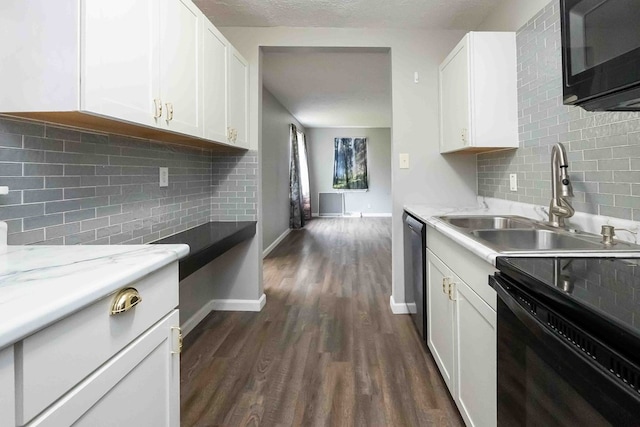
[549,143,575,228]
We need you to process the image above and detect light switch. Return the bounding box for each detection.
[509,173,518,191]
[159,167,169,187]
[399,153,410,169]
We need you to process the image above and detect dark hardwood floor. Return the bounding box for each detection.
[180,218,463,426]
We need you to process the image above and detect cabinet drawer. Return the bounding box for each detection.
[17,262,178,425]
[27,310,180,427]
[427,226,497,310]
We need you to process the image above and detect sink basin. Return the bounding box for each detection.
[438,215,539,230]
[437,214,640,254]
[471,229,600,251]
[470,229,640,253]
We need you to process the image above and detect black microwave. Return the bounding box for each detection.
[561,0,640,111]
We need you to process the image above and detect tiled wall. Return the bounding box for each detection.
[0,115,257,245]
[477,0,640,221]
[211,153,258,221]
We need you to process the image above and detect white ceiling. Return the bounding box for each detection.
[194,0,502,30]
[262,47,392,128]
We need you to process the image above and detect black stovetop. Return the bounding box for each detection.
[496,256,640,356]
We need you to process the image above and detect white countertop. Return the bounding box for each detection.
[404,203,506,265]
[405,198,640,266]
[0,244,189,349]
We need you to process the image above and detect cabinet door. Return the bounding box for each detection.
[28,311,180,427]
[81,0,160,128]
[203,20,229,144]
[0,346,14,427]
[159,0,202,136]
[439,37,470,153]
[426,250,455,394]
[228,48,250,147]
[455,280,496,427]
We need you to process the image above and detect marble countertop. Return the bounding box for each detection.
[0,244,189,349]
[404,203,505,265]
[405,199,640,266]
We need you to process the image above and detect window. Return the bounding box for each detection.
[332,137,368,190]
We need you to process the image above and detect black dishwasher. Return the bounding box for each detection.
[492,257,640,426]
[404,212,426,343]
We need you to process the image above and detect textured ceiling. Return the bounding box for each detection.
[262,48,392,128]
[195,0,502,29]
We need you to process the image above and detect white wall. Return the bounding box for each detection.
[261,87,305,251]
[219,27,479,306]
[307,127,391,216]
[476,0,551,31]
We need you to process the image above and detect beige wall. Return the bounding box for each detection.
[307,127,392,215]
[476,0,551,31]
[219,27,479,305]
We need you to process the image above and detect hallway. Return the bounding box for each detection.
[180,218,463,426]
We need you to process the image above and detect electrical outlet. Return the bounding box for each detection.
[509,173,518,191]
[399,153,410,169]
[159,167,169,187]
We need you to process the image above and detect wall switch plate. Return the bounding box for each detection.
[509,173,518,191]
[159,167,169,187]
[399,153,410,169]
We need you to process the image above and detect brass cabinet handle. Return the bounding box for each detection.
[153,99,163,119]
[165,102,174,121]
[442,277,449,294]
[110,287,142,315]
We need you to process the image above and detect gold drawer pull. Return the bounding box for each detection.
[110,288,142,315]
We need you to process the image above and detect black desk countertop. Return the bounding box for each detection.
[153,221,256,280]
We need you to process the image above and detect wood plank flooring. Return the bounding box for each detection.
[180,218,463,426]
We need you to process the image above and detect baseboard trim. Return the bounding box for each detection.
[212,293,266,312]
[390,295,409,314]
[312,212,392,218]
[182,294,267,336]
[263,228,291,258]
[182,300,216,336]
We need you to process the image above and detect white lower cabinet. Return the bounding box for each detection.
[427,251,456,394]
[28,310,180,427]
[0,261,181,427]
[426,227,497,427]
[0,346,15,427]
[455,280,496,427]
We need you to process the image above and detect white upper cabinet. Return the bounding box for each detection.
[159,0,202,136]
[203,20,229,144]
[0,0,248,149]
[82,0,160,128]
[439,32,518,154]
[228,48,250,148]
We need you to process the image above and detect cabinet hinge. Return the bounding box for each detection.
[171,326,183,355]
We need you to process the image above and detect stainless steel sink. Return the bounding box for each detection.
[438,215,640,254]
[470,229,602,252]
[438,215,538,230]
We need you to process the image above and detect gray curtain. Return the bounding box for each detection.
[299,132,312,220]
[289,124,305,229]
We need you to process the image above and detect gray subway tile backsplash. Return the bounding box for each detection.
[478,0,640,221]
[0,115,257,245]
